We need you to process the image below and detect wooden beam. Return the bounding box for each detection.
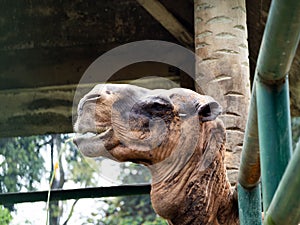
[0,59,181,90]
[136,0,194,48]
[0,76,180,138]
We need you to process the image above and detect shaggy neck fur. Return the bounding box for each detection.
[149,120,239,225]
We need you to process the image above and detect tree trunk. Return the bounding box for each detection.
[194,0,251,184]
[50,134,65,225]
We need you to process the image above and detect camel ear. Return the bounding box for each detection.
[198,101,222,122]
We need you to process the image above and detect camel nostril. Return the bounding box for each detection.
[78,94,101,116]
[86,94,101,101]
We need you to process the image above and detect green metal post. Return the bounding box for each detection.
[238,0,300,222]
[257,1,300,81]
[238,83,262,225]
[256,76,292,211]
[239,83,260,188]
[253,0,300,212]
[263,142,300,225]
[238,184,262,225]
[239,0,300,189]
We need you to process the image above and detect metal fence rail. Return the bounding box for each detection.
[238,0,300,224]
[0,184,151,205]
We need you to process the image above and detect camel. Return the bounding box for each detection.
[74,84,239,225]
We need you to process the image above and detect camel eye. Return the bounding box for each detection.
[138,97,174,118]
[128,97,174,132]
[143,102,171,117]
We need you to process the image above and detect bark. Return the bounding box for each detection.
[194,0,251,184]
[50,135,65,225]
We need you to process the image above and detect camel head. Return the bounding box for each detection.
[73,84,238,225]
[74,83,222,166]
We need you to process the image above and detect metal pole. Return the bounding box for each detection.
[263,142,300,225]
[255,0,300,209]
[238,83,260,188]
[238,184,262,225]
[0,185,151,204]
[238,83,262,225]
[238,0,300,222]
[239,0,300,190]
[256,76,293,211]
[257,1,300,81]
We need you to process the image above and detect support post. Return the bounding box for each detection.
[238,184,262,225]
[256,76,292,210]
[263,142,300,225]
[238,83,260,188]
[238,0,300,223]
[254,0,300,210]
[238,83,262,225]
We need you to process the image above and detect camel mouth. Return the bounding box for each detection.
[73,126,116,158]
[74,126,112,140]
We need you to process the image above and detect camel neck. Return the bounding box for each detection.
[149,120,239,225]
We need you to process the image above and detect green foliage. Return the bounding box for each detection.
[86,162,167,225]
[64,140,97,187]
[143,217,168,225]
[0,134,167,224]
[98,195,167,225]
[0,205,13,224]
[118,163,151,184]
[0,136,45,193]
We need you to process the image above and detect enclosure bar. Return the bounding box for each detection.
[237,184,262,225]
[238,83,260,188]
[239,0,300,190]
[238,0,300,222]
[238,83,262,225]
[256,0,300,82]
[256,76,293,211]
[255,0,300,210]
[0,184,151,205]
[263,142,300,225]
